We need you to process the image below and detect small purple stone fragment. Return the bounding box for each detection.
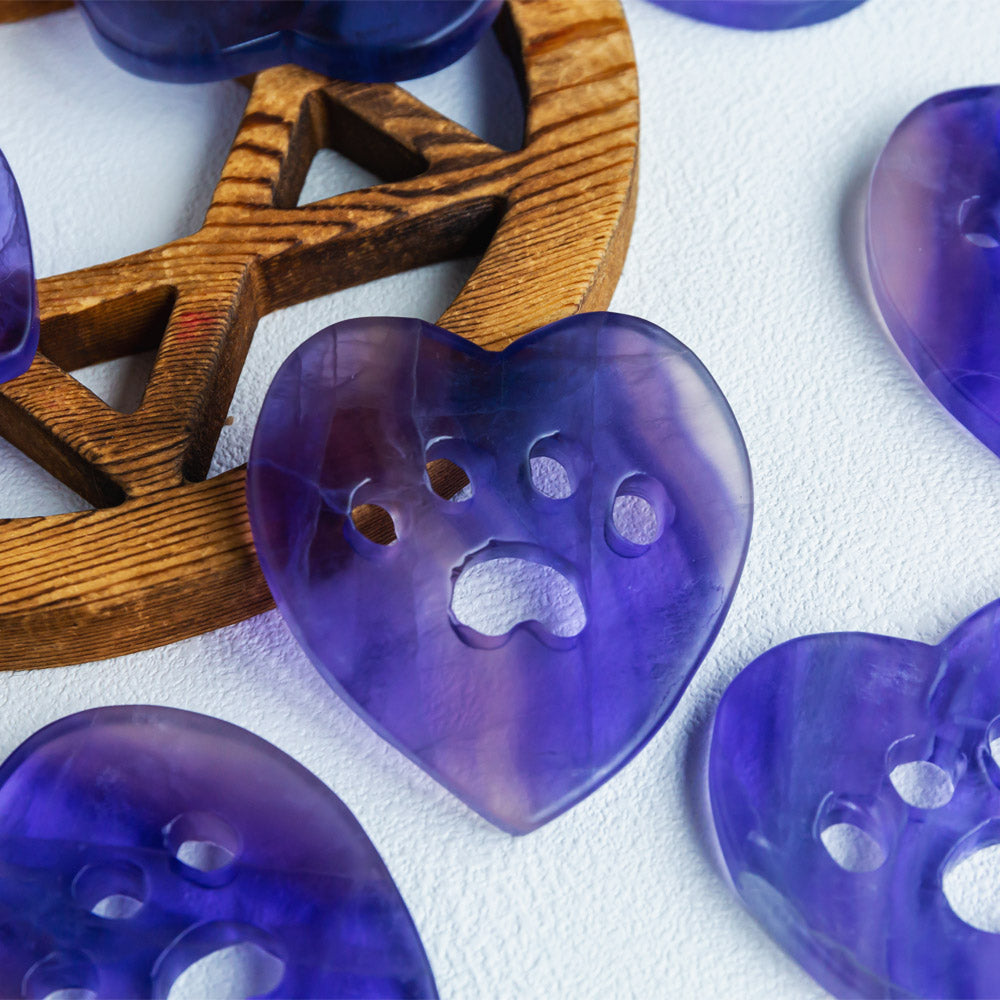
[0,149,38,383]
[651,1,865,31]
[78,0,502,83]
[0,705,437,999]
[247,313,752,834]
[710,600,1000,998]
[867,87,1000,459]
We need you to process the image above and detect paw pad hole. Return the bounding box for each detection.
[426,458,472,501]
[350,503,397,545]
[943,823,1000,934]
[165,942,286,1000]
[72,861,145,920]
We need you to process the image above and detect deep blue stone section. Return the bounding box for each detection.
[79,1,502,83]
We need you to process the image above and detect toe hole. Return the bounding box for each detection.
[426,458,472,501]
[529,455,572,499]
[72,860,146,920]
[889,760,954,809]
[528,435,581,499]
[606,474,672,556]
[817,796,888,872]
[821,822,887,873]
[350,503,397,545]
[21,952,98,1000]
[165,812,240,885]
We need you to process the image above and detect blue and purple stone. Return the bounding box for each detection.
[652,1,865,31]
[711,600,1000,998]
[0,149,38,383]
[867,86,1000,460]
[78,1,502,83]
[0,705,437,998]
[247,312,752,834]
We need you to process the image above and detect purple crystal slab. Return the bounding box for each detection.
[651,1,865,31]
[78,1,502,84]
[867,87,1000,459]
[247,312,752,834]
[0,149,38,383]
[710,600,1000,998]
[0,705,437,999]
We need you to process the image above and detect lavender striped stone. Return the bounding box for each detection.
[868,87,1000,458]
[247,313,752,834]
[0,149,38,383]
[0,706,437,998]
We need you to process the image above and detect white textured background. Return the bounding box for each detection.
[2,1,1000,997]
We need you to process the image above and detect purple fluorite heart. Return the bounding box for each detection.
[710,601,1000,998]
[79,0,501,83]
[0,706,437,998]
[651,1,865,31]
[0,149,38,383]
[867,87,1000,459]
[247,312,752,833]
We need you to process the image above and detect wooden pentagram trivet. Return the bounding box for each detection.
[0,0,638,669]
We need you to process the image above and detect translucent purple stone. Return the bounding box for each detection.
[0,149,38,383]
[78,1,502,84]
[651,1,865,31]
[247,313,752,834]
[710,600,1000,998]
[0,705,437,999]
[867,87,1000,459]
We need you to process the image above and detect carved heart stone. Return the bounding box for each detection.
[711,601,1000,998]
[248,313,752,833]
[867,86,1000,459]
[78,0,501,83]
[651,1,866,31]
[0,149,38,383]
[0,705,436,999]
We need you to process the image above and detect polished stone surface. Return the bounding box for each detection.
[79,0,502,83]
[711,600,1000,998]
[867,86,1000,460]
[248,313,752,834]
[652,1,865,30]
[0,706,437,999]
[0,149,38,383]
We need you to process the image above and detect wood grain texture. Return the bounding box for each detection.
[0,0,639,669]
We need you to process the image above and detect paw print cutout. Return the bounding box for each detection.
[0,706,436,999]
[711,600,1000,998]
[79,0,501,83]
[248,312,752,833]
[0,149,38,383]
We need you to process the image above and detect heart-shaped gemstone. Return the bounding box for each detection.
[711,601,1000,998]
[248,312,752,833]
[867,87,1000,459]
[0,149,38,384]
[79,0,502,83]
[651,1,865,31]
[0,705,436,999]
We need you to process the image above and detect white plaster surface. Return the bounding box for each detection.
[1,1,1000,996]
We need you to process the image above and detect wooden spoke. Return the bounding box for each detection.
[0,0,639,668]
